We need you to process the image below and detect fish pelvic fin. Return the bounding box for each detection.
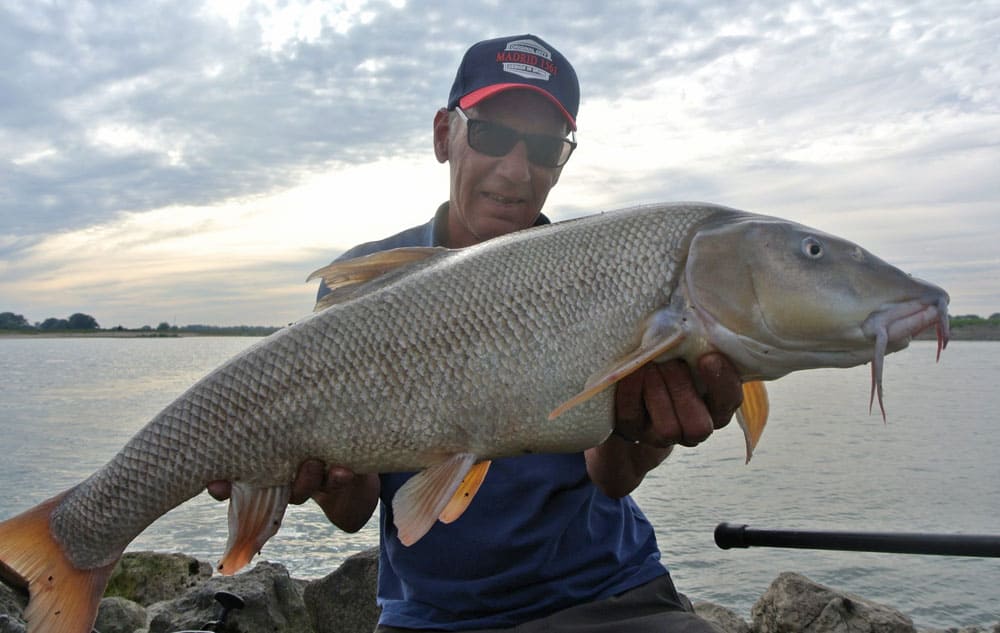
[438,460,492,524]
[217,483,290,575]
[308,247,450,312]
[548,322,686,420]
[735,381,770,463]
[393,453,479,546]
[0,490,117,633]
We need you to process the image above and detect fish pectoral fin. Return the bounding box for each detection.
[438,460,492,524]
[392,453,478,546]
[217,482,290,575]
[0,489,117,633]
[735,381,770,463]
[548,327,686,420]
[308,247,450,311]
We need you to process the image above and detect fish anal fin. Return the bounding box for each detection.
[736,380,770,463]
[217,483,290,575]
[548,326,686,420]
[393,453,477,546]
[438,460,491,524]
[308,247,449,311]
[0,490,117,633]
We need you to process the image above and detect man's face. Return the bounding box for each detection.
[436,90,569,248]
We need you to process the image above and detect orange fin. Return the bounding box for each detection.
[438,460,491,524]
[549,328,686,420]
[0,491,117,633]
[392,453,477,546]
[217,483,290,575]
[307,247,449,311]
[735,381,769,463]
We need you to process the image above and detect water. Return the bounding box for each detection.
[0,337,997,628]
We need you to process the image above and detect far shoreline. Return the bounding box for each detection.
[2,325,998,341]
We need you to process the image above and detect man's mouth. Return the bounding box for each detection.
[483,192,526,205]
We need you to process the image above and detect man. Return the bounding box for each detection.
[214,34,742,632]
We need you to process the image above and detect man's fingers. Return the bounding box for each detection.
[651,361,713,447]
[640,363,683,446]
[696,353,742,429]
[206,480,231,501]
[208,460,359,506]
[290,459,327,505]
[614,363,647,430]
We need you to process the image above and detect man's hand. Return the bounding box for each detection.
[207,460,380,533]
[586,353,742,498]
[614,354,741,446]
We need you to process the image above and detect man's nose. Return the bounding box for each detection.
[495,140,531,182]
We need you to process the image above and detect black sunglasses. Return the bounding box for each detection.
[455,107,577,168]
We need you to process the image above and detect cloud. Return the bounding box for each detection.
[1,0,997,325]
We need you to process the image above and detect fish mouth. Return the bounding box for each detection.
[861,294,950,419]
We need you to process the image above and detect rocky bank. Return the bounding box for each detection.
[0,549,995,633]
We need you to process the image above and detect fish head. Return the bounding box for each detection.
[684,215,950,381]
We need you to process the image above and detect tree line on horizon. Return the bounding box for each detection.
[0,311,280,336]
[3,310,998,336]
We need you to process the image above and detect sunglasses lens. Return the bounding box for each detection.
[526,138,568,168]
[466,118,574,168]
[468,121,518,157]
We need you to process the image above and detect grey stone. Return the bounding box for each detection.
[0,581,26,622]
[753,572,916,633]
[105,551,213,607]
[694,601,751,633]
[95,596,147,633]
[0,615,26,633]
[304,547,381,633]
[146,560,313,633]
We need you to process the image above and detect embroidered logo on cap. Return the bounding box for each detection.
[496,38,559,82]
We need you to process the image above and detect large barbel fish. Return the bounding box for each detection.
[0,203,948,632]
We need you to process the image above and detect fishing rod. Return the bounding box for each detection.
[715,522,1000,558]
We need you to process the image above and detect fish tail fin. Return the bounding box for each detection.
[0,491,117,633]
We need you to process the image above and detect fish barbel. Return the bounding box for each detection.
[0,202,949,632]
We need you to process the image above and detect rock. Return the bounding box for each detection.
[105,551,213,606]
[304,547,381,633]
[694,601,751,633]
[0,615,26,633]
[753,572,916,633]
[95,596,146,633]
[0,581,26,621]
[146,560,314,633]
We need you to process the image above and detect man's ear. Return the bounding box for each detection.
[433,108,450,163]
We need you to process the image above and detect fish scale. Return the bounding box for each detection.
[0,202,949,633]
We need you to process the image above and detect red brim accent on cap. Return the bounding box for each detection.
[459,84,577,130]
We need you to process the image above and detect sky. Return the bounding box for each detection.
[1,0,998,328]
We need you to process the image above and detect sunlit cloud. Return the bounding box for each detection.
[1,0,997,327]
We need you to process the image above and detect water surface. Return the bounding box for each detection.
[0,337,996,627]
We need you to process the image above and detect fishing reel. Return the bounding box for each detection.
[174,590,245,632]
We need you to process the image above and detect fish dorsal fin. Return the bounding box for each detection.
[438,460,491,524]
[393,453,478,546]
[548,310,686,420]
[307,246,449,311]
[735,380,769,463]
[217,482,290,575]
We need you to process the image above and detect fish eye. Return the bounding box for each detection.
[801,237,823,259]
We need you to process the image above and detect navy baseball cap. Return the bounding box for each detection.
[447,34,580,130]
